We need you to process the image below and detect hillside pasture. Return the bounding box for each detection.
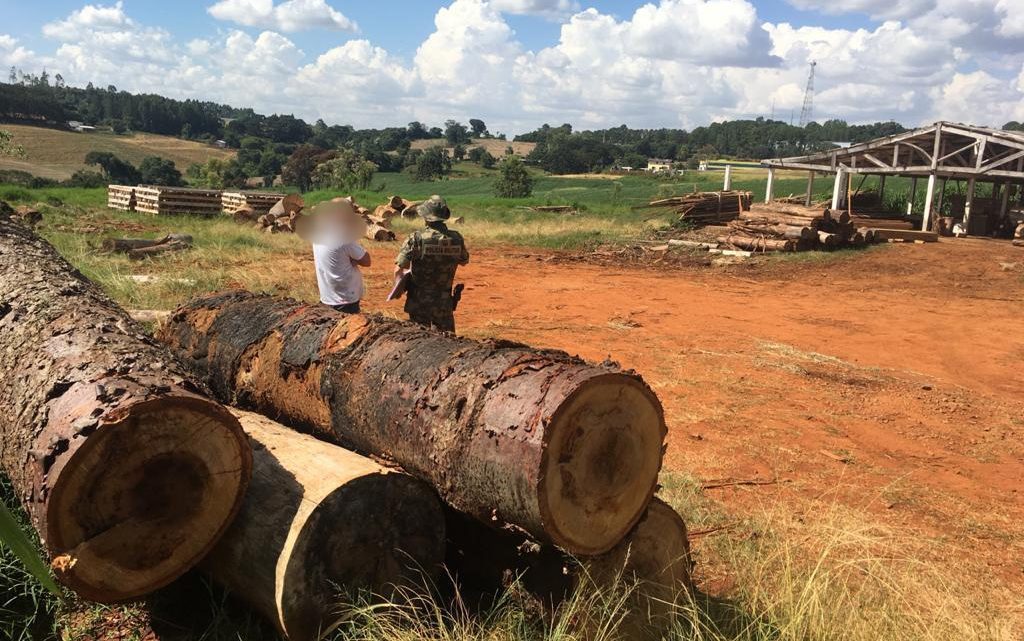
[0,124,235,180]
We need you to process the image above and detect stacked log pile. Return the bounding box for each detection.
[222,191,286,218]
[135,186,223,216]
[107,185,136,211]
[720,203,867,253]
[249,194,304,233]
[647,191,752,226]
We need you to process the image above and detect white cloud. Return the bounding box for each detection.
[490,0,579,18]
[995,0,1024,38]
[786,0,934,20]
[18,0,1024,133]
[207,0,357,32]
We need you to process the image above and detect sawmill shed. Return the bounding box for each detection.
[761,122,1024,235]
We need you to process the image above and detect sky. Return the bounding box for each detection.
[1,0,1023,135]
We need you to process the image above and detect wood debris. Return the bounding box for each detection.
[101,234,194,259]
[645,191,753,226]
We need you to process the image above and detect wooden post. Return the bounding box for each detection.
[936,177,948,214]
[963,177,976,234]
[765,168,775,203]
[723,165,732,191]
[831,168,845,211]
[1000,180,1011,218]
[907,177,918,216]
[878,175,887,201]
[804,171,815,206]
[922,173,937,231]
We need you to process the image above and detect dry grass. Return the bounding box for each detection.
[0,124,235,179]
[410,138,537,157]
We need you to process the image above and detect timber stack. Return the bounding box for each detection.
[107,185,136,211]
[158,290,669,556]
[222,191,286,218]
[647,191,752,226]
[723,203,868,252]
[135,185,223,216]
[0,215,252,602]
[251,194,304,233]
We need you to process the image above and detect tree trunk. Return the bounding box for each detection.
[205,410,445,641]
[158,291,666,555]
[101,234,193,254]
[445,498,690,637]
[717,235,795,252]
[0,218,251,603]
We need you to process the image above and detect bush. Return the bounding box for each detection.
[311,149,377,191]
[410,147,452,182]
[467,147,496,169]
[64,170,106,188]
[493,156,533,198]
[138,156,183,186]
[84,151,141,184]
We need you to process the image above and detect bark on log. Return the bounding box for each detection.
[717,235,795,252]
[158,291,666,555]
[205,410,445,641]
[101,234,193,254]
[366,223,397,242]
[817,231,837,248]
[739,211,822,229]
[0,219,251,602]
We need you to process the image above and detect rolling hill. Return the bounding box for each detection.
[0,124,235,180]
[411,137,536,157]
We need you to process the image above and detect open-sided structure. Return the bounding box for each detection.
[762,122,1024,232]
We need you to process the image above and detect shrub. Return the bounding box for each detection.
[493,156,533,198]
[311,149,377,191]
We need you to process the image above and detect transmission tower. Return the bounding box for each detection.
[798,61,816,127]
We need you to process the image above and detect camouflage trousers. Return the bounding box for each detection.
[405,293,455,333]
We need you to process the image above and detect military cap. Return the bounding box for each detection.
[417,195,451,222]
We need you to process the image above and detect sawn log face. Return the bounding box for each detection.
[160,290,667,555]
[0,217,251,602]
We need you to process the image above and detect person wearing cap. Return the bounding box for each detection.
[297,198,372,314]
[394,195,469,332]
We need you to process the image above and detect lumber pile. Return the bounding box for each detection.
[101,233,193,259]
[158,291,668,556]
[648,191,752,226]
[252,194,304,233]
[720,203,870,252]
[135,185,223,216]
[107,185,136,211]
[0,216,251,602]
[221,191,286,218]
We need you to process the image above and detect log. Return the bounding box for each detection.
[717,235,795,252]
[446,498,690,636]
[817,231,837,248]
[366,223,397,242]
[870,229,939,242]
[0,219,251,602]
[205,410,445,641]
[1012,239,1023,248]
[739,211,821,229]
[101,234,193,254]
[158,291,666,555]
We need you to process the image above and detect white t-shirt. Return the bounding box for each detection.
[312,243,367,306]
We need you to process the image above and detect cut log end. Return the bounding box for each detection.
[47,397,249,602]
[540,375,665,555]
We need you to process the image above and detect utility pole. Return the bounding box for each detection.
[799,61,816,128]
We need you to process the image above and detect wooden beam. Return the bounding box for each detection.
[922,173,937,231]
[804,171,815,207]
[723,165,732,191]
[907,177,918,216]
[979,149,1024,173]
[879,175,887,201]
[831,168,845,211]
[963,177,976,234]
[765,168,775,204]
[862,153,890,168]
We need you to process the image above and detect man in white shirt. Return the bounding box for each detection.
[313,241,371,313]
[297,198,372,314]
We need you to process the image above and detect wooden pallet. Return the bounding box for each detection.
[222,191,286,216]
[107,185,136,211]
[135,186,223,216]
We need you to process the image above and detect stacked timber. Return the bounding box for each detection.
[723,203,866,252]
[107,185,136,211]
[135,185,223,216]
[253,194,304,233]
[0,217,252,602]
[222,191,286,218]
[648,191,752,226]
[158,291,668,556]
[206,410,445,641]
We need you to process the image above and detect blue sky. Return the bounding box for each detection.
[1,1,1022,133]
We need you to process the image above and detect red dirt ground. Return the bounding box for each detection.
[359,237,1024,595]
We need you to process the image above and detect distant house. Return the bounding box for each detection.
[214,140,228,149]
[67,121,96,133]
[646,159,674,173]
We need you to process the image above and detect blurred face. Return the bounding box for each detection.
[297,204,365,245]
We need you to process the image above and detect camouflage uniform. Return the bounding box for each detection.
[395,196,469,333]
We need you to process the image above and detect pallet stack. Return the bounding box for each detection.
[107,185,136,211]
[135,186,223,216]
[221,191,286,217]
[647,191,753,226]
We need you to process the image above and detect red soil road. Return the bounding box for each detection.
[360,237,1024,589]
